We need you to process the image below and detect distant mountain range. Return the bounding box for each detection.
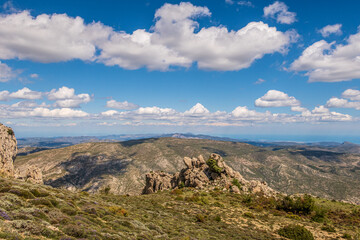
[17,133,360,153]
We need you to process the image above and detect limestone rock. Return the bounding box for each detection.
[0,123,17,177]
[24,166,43,184]
[143,153,277,197]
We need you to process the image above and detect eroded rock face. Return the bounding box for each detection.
[143,153,276,196]
[0,123,43,184]
[0,123,17,177]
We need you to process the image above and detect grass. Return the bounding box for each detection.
[0,176,359,239]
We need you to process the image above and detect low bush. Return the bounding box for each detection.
[278,225,314,240]
[206,158,223,174]
[195,214,206,223]
[277,195,314,215]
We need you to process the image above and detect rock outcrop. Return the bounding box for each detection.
[143,153,276,196]
[0,123,43,184]
[0,123,17,177]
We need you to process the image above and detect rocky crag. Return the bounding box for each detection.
[143,153,276,196]
[0,123,43,184]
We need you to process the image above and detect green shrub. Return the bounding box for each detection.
[63,224,86,238]
[206,158,223,174]
[342,233,352,240]
[277,195,314,215]
[7,129,14,136]
[214,215,221,222]
[243,212,255,218]
[311,206,327,223]
[278,225,314,240]
[231,178,242,190]
[30,198,54,208]
[104,186,111,195]
[321,224,336,233]
[178,182,185,189]
[8,188,35,199]
[195,214,206,223]
[30,189,50,197]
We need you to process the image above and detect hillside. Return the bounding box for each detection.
[1,176,360,239]
[15,138,360,204]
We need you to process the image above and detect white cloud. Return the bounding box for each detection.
[225,0,234,4]
[28,107,88,118]
[0,90,10,101]
[342,89,360,101]
[237,1,254,7]
[318,24,342,37]
[9,87,42,100]
[106,100,139,110]
[47,86,91,108]
[325,89,360,110]
[30,73,39,79]
[0,11,111,62]
[264,1,296,24]
[326,97,360,110]
[291,29,360,82]
[135,106,176,115]
[255,90,300,107]
[232,106,270,119]
[255,78,265,84]
[0,61,16,82]
[151,2,295,71]
[101,110,119,117]
[0,3,295,72]
[291,106,308,112]
[185,103,210,115]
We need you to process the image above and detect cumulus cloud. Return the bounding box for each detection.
[325,89,360,110]
[255,90,300,107]
[0,11,111,62]
[106,100,139,110]
[47,86,91,108]
[264,1,296,24]
[0,61,16,82]
[291,29,360,82]
[150,2,295,71]
[342,89,360,101]
[185,103,210,115]
[0,90,10,101]
[0,3,295,71]
[326,97,360,110]
[318,24,342,37]
[28,107,88,118]
[9,87,42,100]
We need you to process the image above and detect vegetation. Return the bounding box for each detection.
[0,176,359,239]
[206,157,223,174]
[278,225,314,240]
[7,128,14,136]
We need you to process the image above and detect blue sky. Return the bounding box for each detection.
[0,0,359,142]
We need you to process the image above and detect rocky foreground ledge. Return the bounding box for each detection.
[143,153,276,196]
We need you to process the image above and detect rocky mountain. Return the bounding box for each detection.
[15,137,360,204]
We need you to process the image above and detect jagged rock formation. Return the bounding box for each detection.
[0,123,43,184]
[143,153,276,196]
[0,123,17,177]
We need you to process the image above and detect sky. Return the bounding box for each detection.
[0,0,360,142]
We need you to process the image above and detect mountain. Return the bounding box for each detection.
[15,137,360,204]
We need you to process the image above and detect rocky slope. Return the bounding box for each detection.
[1,176,360,240]
[15,138,360,204]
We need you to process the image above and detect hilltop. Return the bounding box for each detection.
[15,137,360,204]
